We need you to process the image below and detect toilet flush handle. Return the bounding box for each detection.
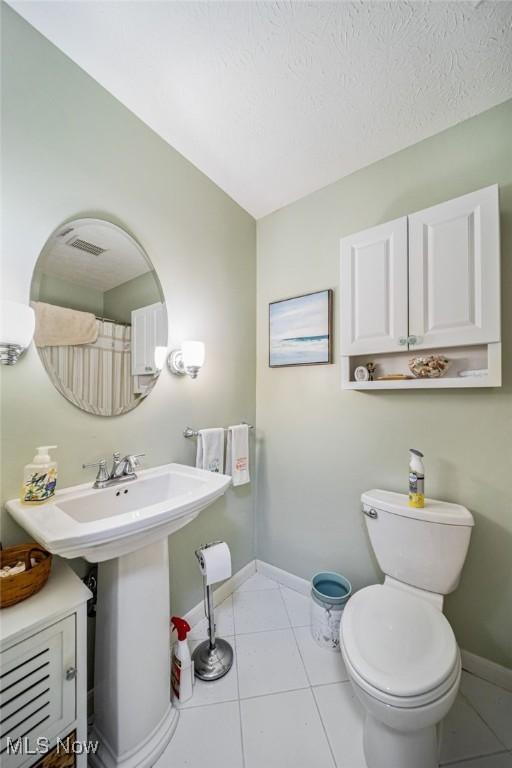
[362,507,378,519]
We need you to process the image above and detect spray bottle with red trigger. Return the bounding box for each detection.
[171,616,194,703]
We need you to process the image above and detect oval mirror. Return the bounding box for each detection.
[30,218,167,416]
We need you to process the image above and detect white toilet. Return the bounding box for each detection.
[340,489,474,768]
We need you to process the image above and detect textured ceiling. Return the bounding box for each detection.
[9,1,512,218]
[39,220,151,293]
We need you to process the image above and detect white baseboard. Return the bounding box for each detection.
[255,561,512,692]
[256,559,310,596]
[182,559,310,631]
[461,649,512,692]
[182,558,310,631]
[216,559,257,603]
[184,559,256,628]
[88,557,512,716]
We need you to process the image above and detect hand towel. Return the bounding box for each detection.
[225,424,250,486]
[196,428,225,473]
[32,301,98,347]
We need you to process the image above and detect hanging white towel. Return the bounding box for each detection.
[225,424,250,486]
[196,428,225,474]
[32,301,98,347]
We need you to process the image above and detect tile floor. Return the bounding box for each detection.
[156,572,512,768]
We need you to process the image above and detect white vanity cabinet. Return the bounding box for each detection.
[340,185,501,389]
[0,560,90,768]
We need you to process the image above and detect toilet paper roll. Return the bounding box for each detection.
[197,542,232,586]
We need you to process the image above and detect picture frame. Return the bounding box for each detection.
[269,289,333,367]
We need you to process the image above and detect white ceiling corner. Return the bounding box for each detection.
[8,0,512,218]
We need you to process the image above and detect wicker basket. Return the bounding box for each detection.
[0,543,52,608]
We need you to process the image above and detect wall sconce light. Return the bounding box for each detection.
[0,300,35,365]
[168,341,205,379]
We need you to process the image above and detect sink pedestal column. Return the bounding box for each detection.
[90,540,178,768]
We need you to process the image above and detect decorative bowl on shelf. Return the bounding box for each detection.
[408,355,450,379]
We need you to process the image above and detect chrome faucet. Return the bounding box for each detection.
[112,453,144,478]
[82,452,145,489]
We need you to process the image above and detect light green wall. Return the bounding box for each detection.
[33,269,161,325]
[1,5,256,626]
[2,2,510,675]
[36,272,105,316]
[256,100,512,669]
[103,271,161,324]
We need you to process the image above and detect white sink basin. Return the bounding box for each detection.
[6,462,231,562]
[7,461,232,768]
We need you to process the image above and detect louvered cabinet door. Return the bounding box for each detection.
[0,616,76,768]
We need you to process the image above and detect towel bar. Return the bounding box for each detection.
[183,423,254,439]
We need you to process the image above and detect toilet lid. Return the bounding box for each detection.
[341,585,458,698]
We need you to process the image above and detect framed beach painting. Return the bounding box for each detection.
[269,289,333,367]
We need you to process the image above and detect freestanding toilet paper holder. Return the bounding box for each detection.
[193,541,234,681]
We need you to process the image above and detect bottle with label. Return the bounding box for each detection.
[408,448,425,509]
[171,616,194,704]
[21,446,58,504]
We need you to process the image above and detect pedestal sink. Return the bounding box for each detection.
[7,463,232,768]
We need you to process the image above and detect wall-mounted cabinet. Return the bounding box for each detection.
[340,216,408,355]
[340,185,501,389]
[131,302,166,376]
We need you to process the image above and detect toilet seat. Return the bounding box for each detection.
[341,584,458,704]
[342,638,460,709]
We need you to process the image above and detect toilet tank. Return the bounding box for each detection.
[362,490,474,595]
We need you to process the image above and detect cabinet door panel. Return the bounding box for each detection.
[0,617,76,768]
[131,307,147,376]
[131,302,165,375]
[341,217,408,354]
[408,185,500,348]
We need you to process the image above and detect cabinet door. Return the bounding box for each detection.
[340,217,408,354]
[408,185,500,349]
[131,303,166,375]
[0,616,76,768]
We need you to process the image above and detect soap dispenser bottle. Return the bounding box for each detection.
[22,446,58,504]
[408,448,425,509]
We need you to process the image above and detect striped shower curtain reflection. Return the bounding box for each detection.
[39,320,135,416]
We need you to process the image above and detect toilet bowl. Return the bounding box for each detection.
[343,490,474,768]
[341,583,461,768]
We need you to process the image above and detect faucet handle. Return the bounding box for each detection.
[82,458,109,483]
[112,451,121,460]
[128,453,145,470]
[122,453,145,474]
[82,458,106,469]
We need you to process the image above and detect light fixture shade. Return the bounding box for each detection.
[0,300,35,346]
[0,300,35,364]
[181,341,205,369]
